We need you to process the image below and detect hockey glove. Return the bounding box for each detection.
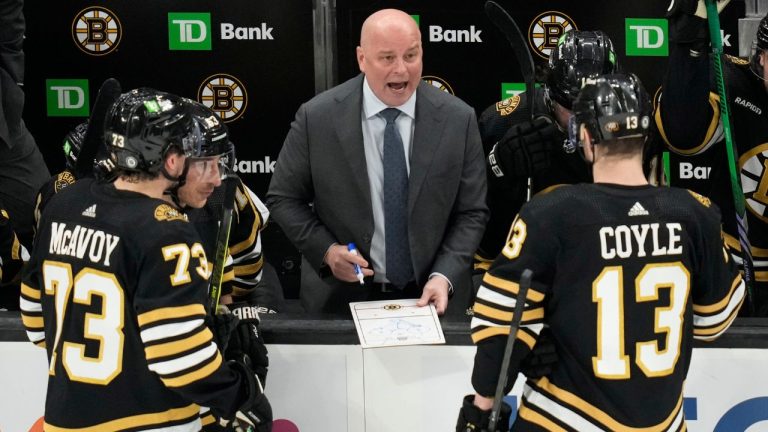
[667,0,730,46]
[227,303,269,386]
[456,394,512,432]
[519,330,557,379]
[488,117,558,179]
[229,359,273,432]
[206,306,239,354]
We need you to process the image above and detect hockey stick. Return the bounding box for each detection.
[487,268,533,432]
[208,175,240,314]
[484,0,536,201]
[704,0,755,313]
[75,78,121,179]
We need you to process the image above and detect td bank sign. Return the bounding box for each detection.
[168,12,276,50]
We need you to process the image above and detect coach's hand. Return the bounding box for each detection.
[324,244,374,283]
[489,117,558,179]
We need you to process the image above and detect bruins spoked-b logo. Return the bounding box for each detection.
[198,74,247,122]
[528,11,577,59]
[740,144,768,223]
[72,7,122,56]
[422,75,454,95]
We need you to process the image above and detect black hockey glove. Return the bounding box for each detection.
[519,330,557,379]
[456,395,512,432]
[667,0,730,47]
[488,117,558,179]
[229,359,273,432]
[227,303,269,386]
[206,307,239,353]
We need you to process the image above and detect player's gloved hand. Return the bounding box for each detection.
[456,395,512,432]
[488,117,558,179]
[229,359,273,432]
[519,330,557,379]
[227,303,269,386]
[206,306,239,353]
[667,0,730,46]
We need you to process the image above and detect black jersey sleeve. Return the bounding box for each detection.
[470,201,557,396]
[685,191,745,340]
[656,44,724,155]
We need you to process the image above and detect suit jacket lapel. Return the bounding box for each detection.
[333,75,372,210]
[409,83,445,212]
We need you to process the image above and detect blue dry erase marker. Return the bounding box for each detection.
[347,243,365,285]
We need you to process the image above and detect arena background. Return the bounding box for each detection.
[21,0,757,297]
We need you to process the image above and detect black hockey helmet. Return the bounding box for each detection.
[186,101,235,176]
[546,30,619,110]
[570,73,651,145]
[62,121,88,171]
[104,88,224,175]
[750,12,768,79]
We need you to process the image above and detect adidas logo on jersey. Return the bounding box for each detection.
[81,204,97,218]
[628,202,649,216]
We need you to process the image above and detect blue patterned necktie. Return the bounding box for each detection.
[380,108,414,288]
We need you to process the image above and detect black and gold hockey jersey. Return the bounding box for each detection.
[656,45,768,311]
[20,179,248,431]
[185,177,271,303]
[471,184,744,431]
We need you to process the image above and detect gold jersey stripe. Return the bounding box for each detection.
[43,404,199,431]
[235,255,264,276]
[536,377,683,432]
[21,283,41,300]
[694,295,743,338]
[471,325,537,348]
[144,328,212,360]
[21,314,44,329]
[482,273,545,303]
[722,232,768,257]
[137,304,205,327]
[518,402,567,432]
[473,302,544,323]
[693,274,742,314]
[161,351,222,388]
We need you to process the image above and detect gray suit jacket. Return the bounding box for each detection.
[267,74,488,312]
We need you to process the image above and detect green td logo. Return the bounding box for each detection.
[625,18,668,57]
[168,13,211,50]
[46,79,89,117]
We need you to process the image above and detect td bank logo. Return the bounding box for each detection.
[169,13,211,50]
[72,6,122,56]
[46,79,89,117]
[626,18,668,56]
[198,74,247,122]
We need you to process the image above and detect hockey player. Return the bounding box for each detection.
[20,88,272,431]
[475,30,619,276]
[457,73,744,431]
[657,0,768,315]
